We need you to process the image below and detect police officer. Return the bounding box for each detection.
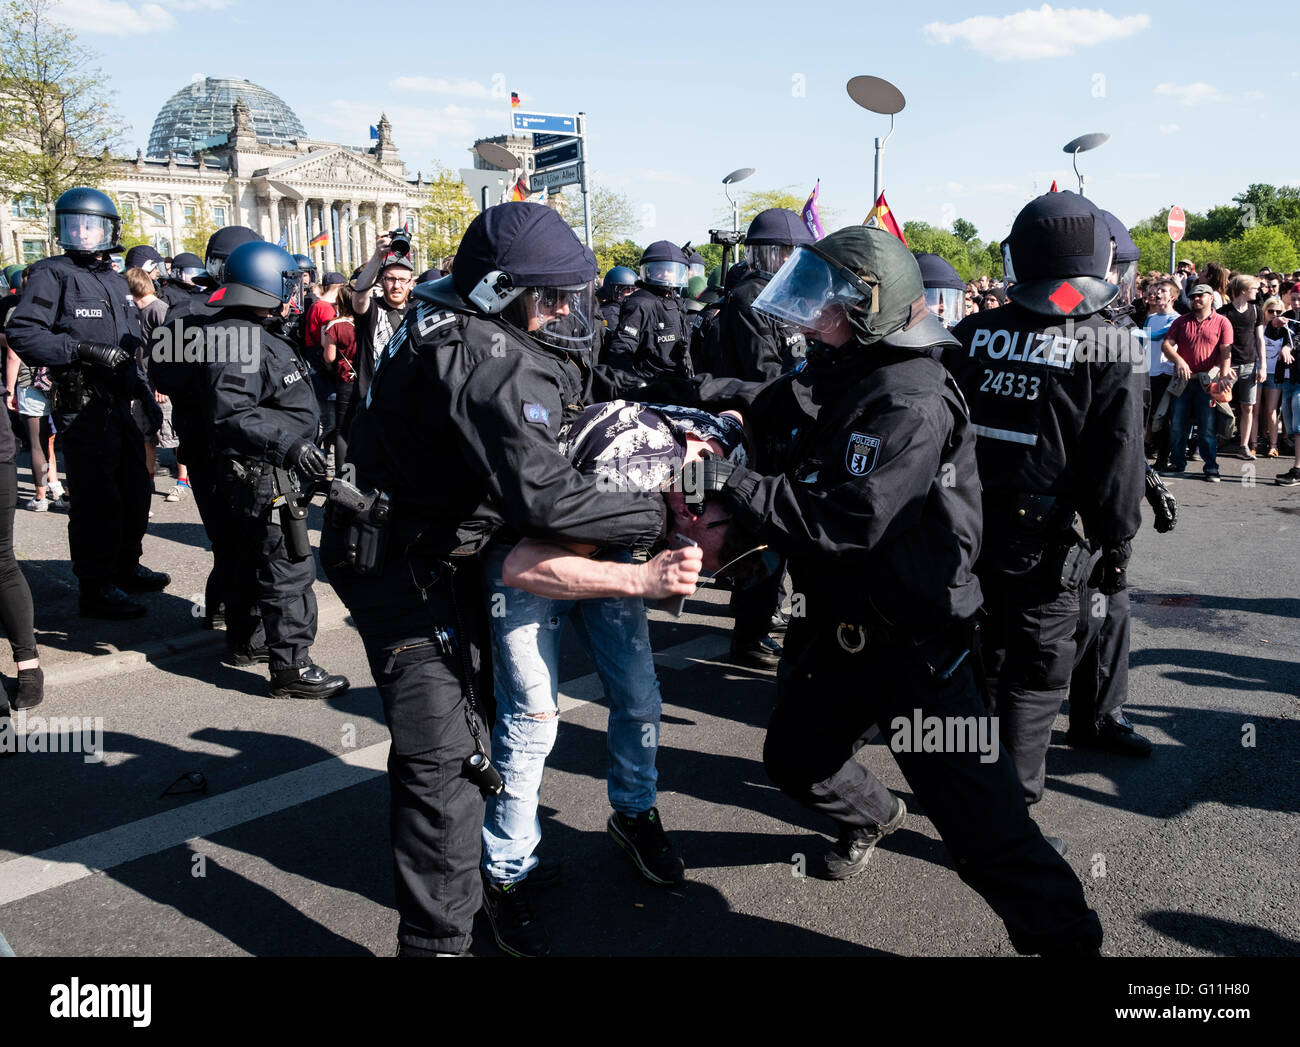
[166,226,264,322]
[715,208,812,382]
[596,265,637,331]
[321,202,665,957]
[602,241,691,381]
[943,191,1145,815]
[200,241,348,699]
[162,252,209,310]
[7,188,167,618]
[915,252,968,328]
[677,225,1103,956]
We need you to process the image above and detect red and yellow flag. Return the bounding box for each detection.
[308,230,329,247]
[510,176,530,202]
[863,193,907,246]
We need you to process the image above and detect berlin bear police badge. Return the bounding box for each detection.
[846,432,880,476]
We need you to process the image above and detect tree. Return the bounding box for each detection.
[416,165,478,269]
[715,186,831,231]
[952,217,979,244]
[567,185,636,248]
[691,242,723,273]
[1223,226,1299,276]
[0,0,128,253]
[181,198,217,258]
[594,238,642,275]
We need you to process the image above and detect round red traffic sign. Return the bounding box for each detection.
[1168,205,1186,243]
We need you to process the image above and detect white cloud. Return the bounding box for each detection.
[1154,82,1228,106]
[50,0,232,36]
[1159,123,1180,134]
[923,5,1150,60]
[388,77,502,101]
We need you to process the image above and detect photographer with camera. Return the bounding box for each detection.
[348,232,415,417]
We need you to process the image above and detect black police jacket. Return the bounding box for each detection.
[943,302,1144,564]
[724,346,984,631]
[6,254,145,419]
[201,312,318,466]
[150,302,220,467]
[602,287,690,381]
[347,301,666,559]
[715,273,807,382]
[158,279,204,311]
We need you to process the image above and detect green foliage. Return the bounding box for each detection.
[594,238,643,275]
[901,220,1001,281]
[109,192,152,253]
[566,185,636,248]
[1223,226,1299,275]
[715,186,831,233]
[692,242,723,273]
[0,0,128,254]
[416,164,478,268]
[952,217,979,244]
[181,198,217,258]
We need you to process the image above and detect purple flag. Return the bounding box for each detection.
[801,180,825,240]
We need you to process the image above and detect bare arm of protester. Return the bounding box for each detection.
[352,234,393,314]
[1256,322,1267,381]
[4,345,18,411]
[503,538,701,601]
[1162,323,1192,381]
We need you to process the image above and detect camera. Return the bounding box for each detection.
[709,228,743,247]
[388,227,411,257]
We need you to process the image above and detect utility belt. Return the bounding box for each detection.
[815,614,980,683]
[50,363,121,416]
[220,455,323,562]
[985,490,1091,589]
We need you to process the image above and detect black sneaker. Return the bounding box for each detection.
[1277,467,1300,486]
[79,584,147,620]
[526,856,563,889]
[226,645,270,666]
[1068,714,1152,757]
[482,877,551,957]
[824,796,907,880]
[269,664,349,700]
[608,807,685,886]
[728,635,782,670]
[115,564,171,592]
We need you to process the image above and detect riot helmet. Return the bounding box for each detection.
[293,253,317,278]
[205,226,263,284]
[1098,208,1139,310]
[914,252,967,327]
[452,201,599,352]
[208,241,304,312]
[683,247,707,283]
[54,188,121,256]
[638,241,689,295]
[1001,191,1117,317]
[753,225,957,356]
[598,265,638,303]
[5,264,26,293]
[170,252,206,285]
[744,208,814,279]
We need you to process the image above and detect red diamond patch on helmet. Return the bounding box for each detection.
[207,286,226,304]
[1048,281,1084,313]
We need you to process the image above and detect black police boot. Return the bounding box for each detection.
[607,807,685,886]
[226,645,270,667]
[824,796,906,881]
[482,875,552,957]
[12,668,43,711]
[1068,714,1153,757]
[268,664,349,700]
[79,584,147,620]
[116,564,171,592]
[729,635,782,670]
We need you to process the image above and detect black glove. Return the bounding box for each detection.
[676,455,740,514]
[1144,466,1177,533]
[1090,547,1128,596]
[283,438,328,479]
[75,341,130,369]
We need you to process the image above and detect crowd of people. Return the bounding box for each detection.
[0,182,1283,960]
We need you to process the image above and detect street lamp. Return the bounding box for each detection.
[475,142,522,207]
[722,167,755,268]
[846,75,905,202]
[1061,132,1109,197]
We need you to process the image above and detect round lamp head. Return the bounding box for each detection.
[846,75,906,115]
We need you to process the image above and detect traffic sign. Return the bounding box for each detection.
[1168,205,1186,243]
[511,111,578,135]
[534,140,581,171]
[530,163,581,191]
[533,132,577,149]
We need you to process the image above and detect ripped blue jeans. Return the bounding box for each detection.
[482,543,661,885]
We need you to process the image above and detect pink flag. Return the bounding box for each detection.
[801,180,825,240]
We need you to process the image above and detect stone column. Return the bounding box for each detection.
[296,199,307,254]
[268,190,281,246]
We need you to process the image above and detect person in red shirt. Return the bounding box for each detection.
[321,284,357,465]
[305,273,345,451]
[1160,284,1235,481]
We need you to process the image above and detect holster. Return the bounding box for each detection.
[217,456,269,518]
[325,477,391,575]
[51,365,92,415]
[271,466,312,562]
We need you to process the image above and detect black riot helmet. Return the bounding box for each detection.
[744,208,814,278]
[753,225,957,357]
[292,253,317,279]
[638,240,689,295]
[208,241,304,311]
[914,252,967,327]
[449,201,599,353]
[598,265,637,302]
[204,226,262,285]
[1097,208,1140,311]
[682,247,706,283]
[170,252,205,285]
[1001,191,1118,318]
[54,187,121,256]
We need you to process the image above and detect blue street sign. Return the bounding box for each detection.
[511,111,579,135]
[534,140,581,171]
[533,132,577,149]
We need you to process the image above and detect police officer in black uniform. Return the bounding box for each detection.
[943,191,1145,815]
[7,188,168,618]
[915,252,968,328]
[161,252,209,310]
[321,202,665,957]
[200,241,348,699]
[678,225,1103,955]
[602,241,691,382]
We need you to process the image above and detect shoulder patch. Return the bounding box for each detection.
[846,432,881,476]
[523,401,550,426]
[621,325,639,337]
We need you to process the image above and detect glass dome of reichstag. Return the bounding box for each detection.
[147,77,307,158]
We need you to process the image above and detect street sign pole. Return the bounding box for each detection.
[579,113,592,248]
[1167,204,1186,273]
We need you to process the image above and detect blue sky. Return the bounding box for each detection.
[55,0,1294,247]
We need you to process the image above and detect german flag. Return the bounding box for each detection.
[510,176,530,202]
[510,92,520,109]
[308,230,329,247]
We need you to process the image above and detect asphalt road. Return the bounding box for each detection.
[0,454,1296,959]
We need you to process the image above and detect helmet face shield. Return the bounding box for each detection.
[640,260,688,290]
[207,254,228,284]
[177,266,206,284]
[688,262,706,282]
[924,287,966,326]
[521,281,597,352]
[746,244,794,278]
[57,213,117,254]
[1112,259,1138,308]
[751,246,876,347]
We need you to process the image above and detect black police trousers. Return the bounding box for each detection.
[186,458,261,642]
[979,566,1080,806]
[1069,585,1130,733]
[763,619,1102,956]
[729,561,785,646]
[59,399,151,588]
[321,525,489,954]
